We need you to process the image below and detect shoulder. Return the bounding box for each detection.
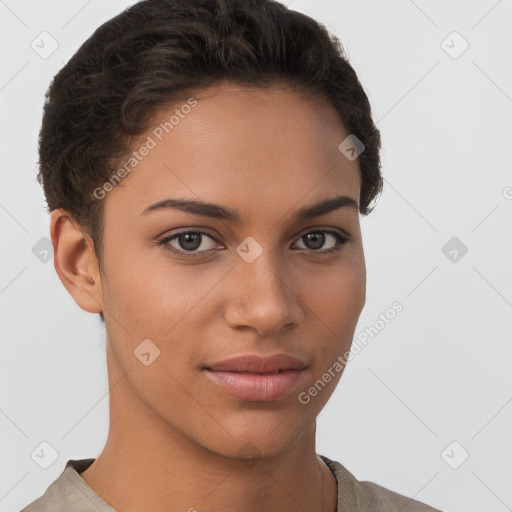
[356,480,443,511]
[20,458,112,512]
[319,455,443,512]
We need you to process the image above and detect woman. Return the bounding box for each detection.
[22,0,442,510]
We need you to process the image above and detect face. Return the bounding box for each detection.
[73,81,366,459]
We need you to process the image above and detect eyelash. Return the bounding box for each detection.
[156,228,350,259]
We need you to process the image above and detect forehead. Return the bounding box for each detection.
[103,81,361,226]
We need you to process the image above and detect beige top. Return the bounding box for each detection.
[21,455,442,511]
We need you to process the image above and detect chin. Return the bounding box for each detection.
[199,417,308,463]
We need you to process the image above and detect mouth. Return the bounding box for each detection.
[203,367,307,401]
[202,352,308,401]
[204,353,307,373]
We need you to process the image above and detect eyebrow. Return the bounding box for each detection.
[140,194,359,222]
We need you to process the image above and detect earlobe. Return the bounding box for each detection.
[50,209,103,315]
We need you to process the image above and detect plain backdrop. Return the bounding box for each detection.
[1,1,511,511]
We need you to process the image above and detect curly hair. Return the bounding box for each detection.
[37,0,383,322]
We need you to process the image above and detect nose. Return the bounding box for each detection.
[223,248,305,336]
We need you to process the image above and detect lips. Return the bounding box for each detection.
[204,353,308,373]
[203,353,308,401]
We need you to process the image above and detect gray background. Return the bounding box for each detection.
[1,1,511,511]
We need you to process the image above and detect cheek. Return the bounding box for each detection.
[302,256,365,358]
[298,264,365,405]
[102,244,229,341]
[307,255,365,324]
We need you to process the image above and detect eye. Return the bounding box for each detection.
[293,229,349,254]
[157,230,220,257]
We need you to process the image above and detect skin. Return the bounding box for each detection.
[50,80,366,512]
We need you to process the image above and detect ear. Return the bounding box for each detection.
[50,209,103,315]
